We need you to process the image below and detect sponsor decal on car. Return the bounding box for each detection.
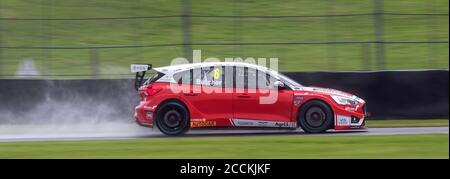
[231,119,296,128]
[191,121,217,128]
[130,64,150,72]
[236,121,254,126]
[336,115,351,126]
[293,96,304,106]
[213,67,221,80]
[274,122,292,127]
[191,118,207,122]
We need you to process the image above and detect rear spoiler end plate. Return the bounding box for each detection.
[130,64,152,91]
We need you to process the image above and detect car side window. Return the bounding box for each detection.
[233,66,278,90]
[257,70,278,90]
[247,67,257,89]
[173,70,192,85]
[234,66,258,89]
[192,68,202,86]
[224,66,233,88]
[235,66,245,89]
[193,66,224,88]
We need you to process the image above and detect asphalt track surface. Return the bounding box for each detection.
[0,123,447,142]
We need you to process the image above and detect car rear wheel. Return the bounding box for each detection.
[155,101,189,136]
[298,100,333,133]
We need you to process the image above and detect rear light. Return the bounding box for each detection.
[145,88,162,96]
[139,86,162,101]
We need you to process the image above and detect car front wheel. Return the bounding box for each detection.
[298,100,334,133]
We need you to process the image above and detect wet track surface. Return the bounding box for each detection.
[0,123,447,142]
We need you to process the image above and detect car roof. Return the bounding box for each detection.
[153,62,272,74]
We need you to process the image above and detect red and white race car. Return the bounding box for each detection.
[132,62,367,135]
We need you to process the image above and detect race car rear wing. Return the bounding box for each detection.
[130,64,152,91]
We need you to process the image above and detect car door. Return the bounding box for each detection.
[176,66,233,124]
[233,66,294,124]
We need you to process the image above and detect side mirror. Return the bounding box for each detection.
[273,81,285,88]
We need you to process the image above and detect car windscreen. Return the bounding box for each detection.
[276,72,303,89]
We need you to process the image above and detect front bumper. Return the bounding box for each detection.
[334,104,368,130]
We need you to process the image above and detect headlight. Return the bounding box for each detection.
[331,95,358,105]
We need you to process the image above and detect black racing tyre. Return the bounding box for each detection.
[155,101,190,136]
[298,100,334,133]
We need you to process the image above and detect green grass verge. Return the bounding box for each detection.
[0,0,448,77]
[0,134,447,159]
[368,119,449,128]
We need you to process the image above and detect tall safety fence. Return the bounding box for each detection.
[0,0,448,79]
